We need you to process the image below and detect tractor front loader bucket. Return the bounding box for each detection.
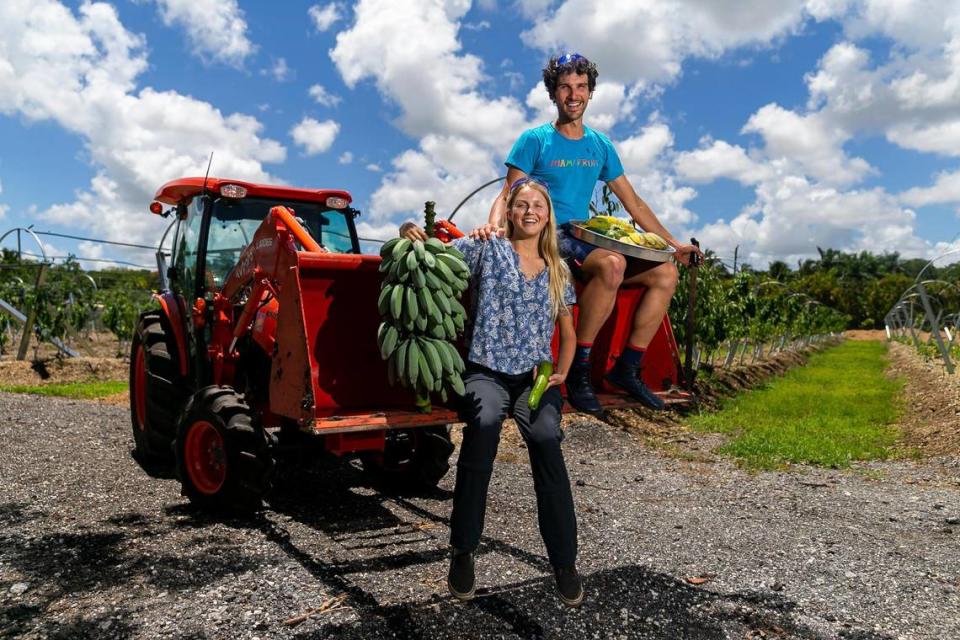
[269,251,421,428]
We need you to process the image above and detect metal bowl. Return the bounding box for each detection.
[568,221,676,263]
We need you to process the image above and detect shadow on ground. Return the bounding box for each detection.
[0,450,891,639]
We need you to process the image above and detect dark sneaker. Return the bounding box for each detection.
[605,365,666,410]
[448,549,475,601]
[554,565,584,607]
[565,363,605,417]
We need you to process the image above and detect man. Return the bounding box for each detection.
[484,53,701,414]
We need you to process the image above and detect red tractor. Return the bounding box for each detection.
[130,177,691,511]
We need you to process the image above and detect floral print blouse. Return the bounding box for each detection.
[453,236,575,375]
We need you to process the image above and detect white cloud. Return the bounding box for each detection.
[887,120,960,157]
[617,121,675,174]
[802,15,960,156]
[355,220,404,249]
[366,163,383,172]
[515,0,558,19]
[743,103,872,186]
[462,21,491,31]
[0,0,285,254]
[813,0,956,51]
[76,239,106,270]
[675,138,771,185]
[330,0,529,151]
[505,71,525,92]
[369,134,501,230]
[308,3,342,32]
[628,169,699,230]
[263,57,292,82]
[901,169,960,207]
[153,0,254,67]
[693,178,924,265]
[338,151,354,164]
[308,83,342,107]
[291,117,340,155]
[803,0,852,22]
[522,0,808,86]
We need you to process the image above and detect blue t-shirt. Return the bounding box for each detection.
[505,122,625,225]
[452,236,576,375]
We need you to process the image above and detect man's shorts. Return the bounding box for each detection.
[557,223,599,275]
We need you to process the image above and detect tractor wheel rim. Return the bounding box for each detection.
[184,420,226,495]
[133,343,147,431]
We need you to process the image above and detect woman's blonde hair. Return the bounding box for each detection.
[505,181,572,318]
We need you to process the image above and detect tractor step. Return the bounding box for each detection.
[311,390,694,435]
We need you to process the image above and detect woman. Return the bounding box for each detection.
[400,179,582,607]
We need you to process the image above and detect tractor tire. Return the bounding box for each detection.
[175,386,274,513]
[361,425,454,492]
[129,312,187,471]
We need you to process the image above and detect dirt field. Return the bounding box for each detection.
[844,329,888,341]
[886,341,960,457]
[0,329,127,362]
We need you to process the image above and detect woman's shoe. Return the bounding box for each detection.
[554,565,584,607]
[448,549,476,601]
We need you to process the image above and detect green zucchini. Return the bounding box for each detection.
[527,361,553,410]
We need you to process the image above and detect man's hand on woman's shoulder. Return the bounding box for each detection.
[468,224,506,241]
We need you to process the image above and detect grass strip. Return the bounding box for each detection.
[689,341,902,470]
[0,380,127,399]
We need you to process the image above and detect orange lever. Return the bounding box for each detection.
[433,219,464,242]
[270,206,323,252]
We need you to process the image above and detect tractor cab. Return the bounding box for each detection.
[144,178,362,401]
[153,178,359,301]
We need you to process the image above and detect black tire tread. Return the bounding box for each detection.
[175,386,273,513]
[129,313,188,468]
[361,425,454,491]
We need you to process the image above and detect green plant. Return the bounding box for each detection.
[588,184,622,217]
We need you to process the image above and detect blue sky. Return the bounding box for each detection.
[1,0,959,271]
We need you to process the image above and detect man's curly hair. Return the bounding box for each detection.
[542,54,599,100]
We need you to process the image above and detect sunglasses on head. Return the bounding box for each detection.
[509,177,549,192]
[556,52,586,66]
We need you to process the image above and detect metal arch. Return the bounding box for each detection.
[158,217,177,255]
[81,273,98,292]
[0,227,49,263]
[913,248,960,283]
[888,281,958,317]
[887,277,957,373]
[913,279,960,302]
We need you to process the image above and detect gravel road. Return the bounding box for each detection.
[0,390,957,639]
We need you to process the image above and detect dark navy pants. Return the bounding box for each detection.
[449,364,577,568]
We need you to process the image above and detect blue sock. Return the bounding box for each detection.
[574,343,592,369]
[618,344,646,371]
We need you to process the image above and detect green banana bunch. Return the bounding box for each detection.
[377,235,470,409]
